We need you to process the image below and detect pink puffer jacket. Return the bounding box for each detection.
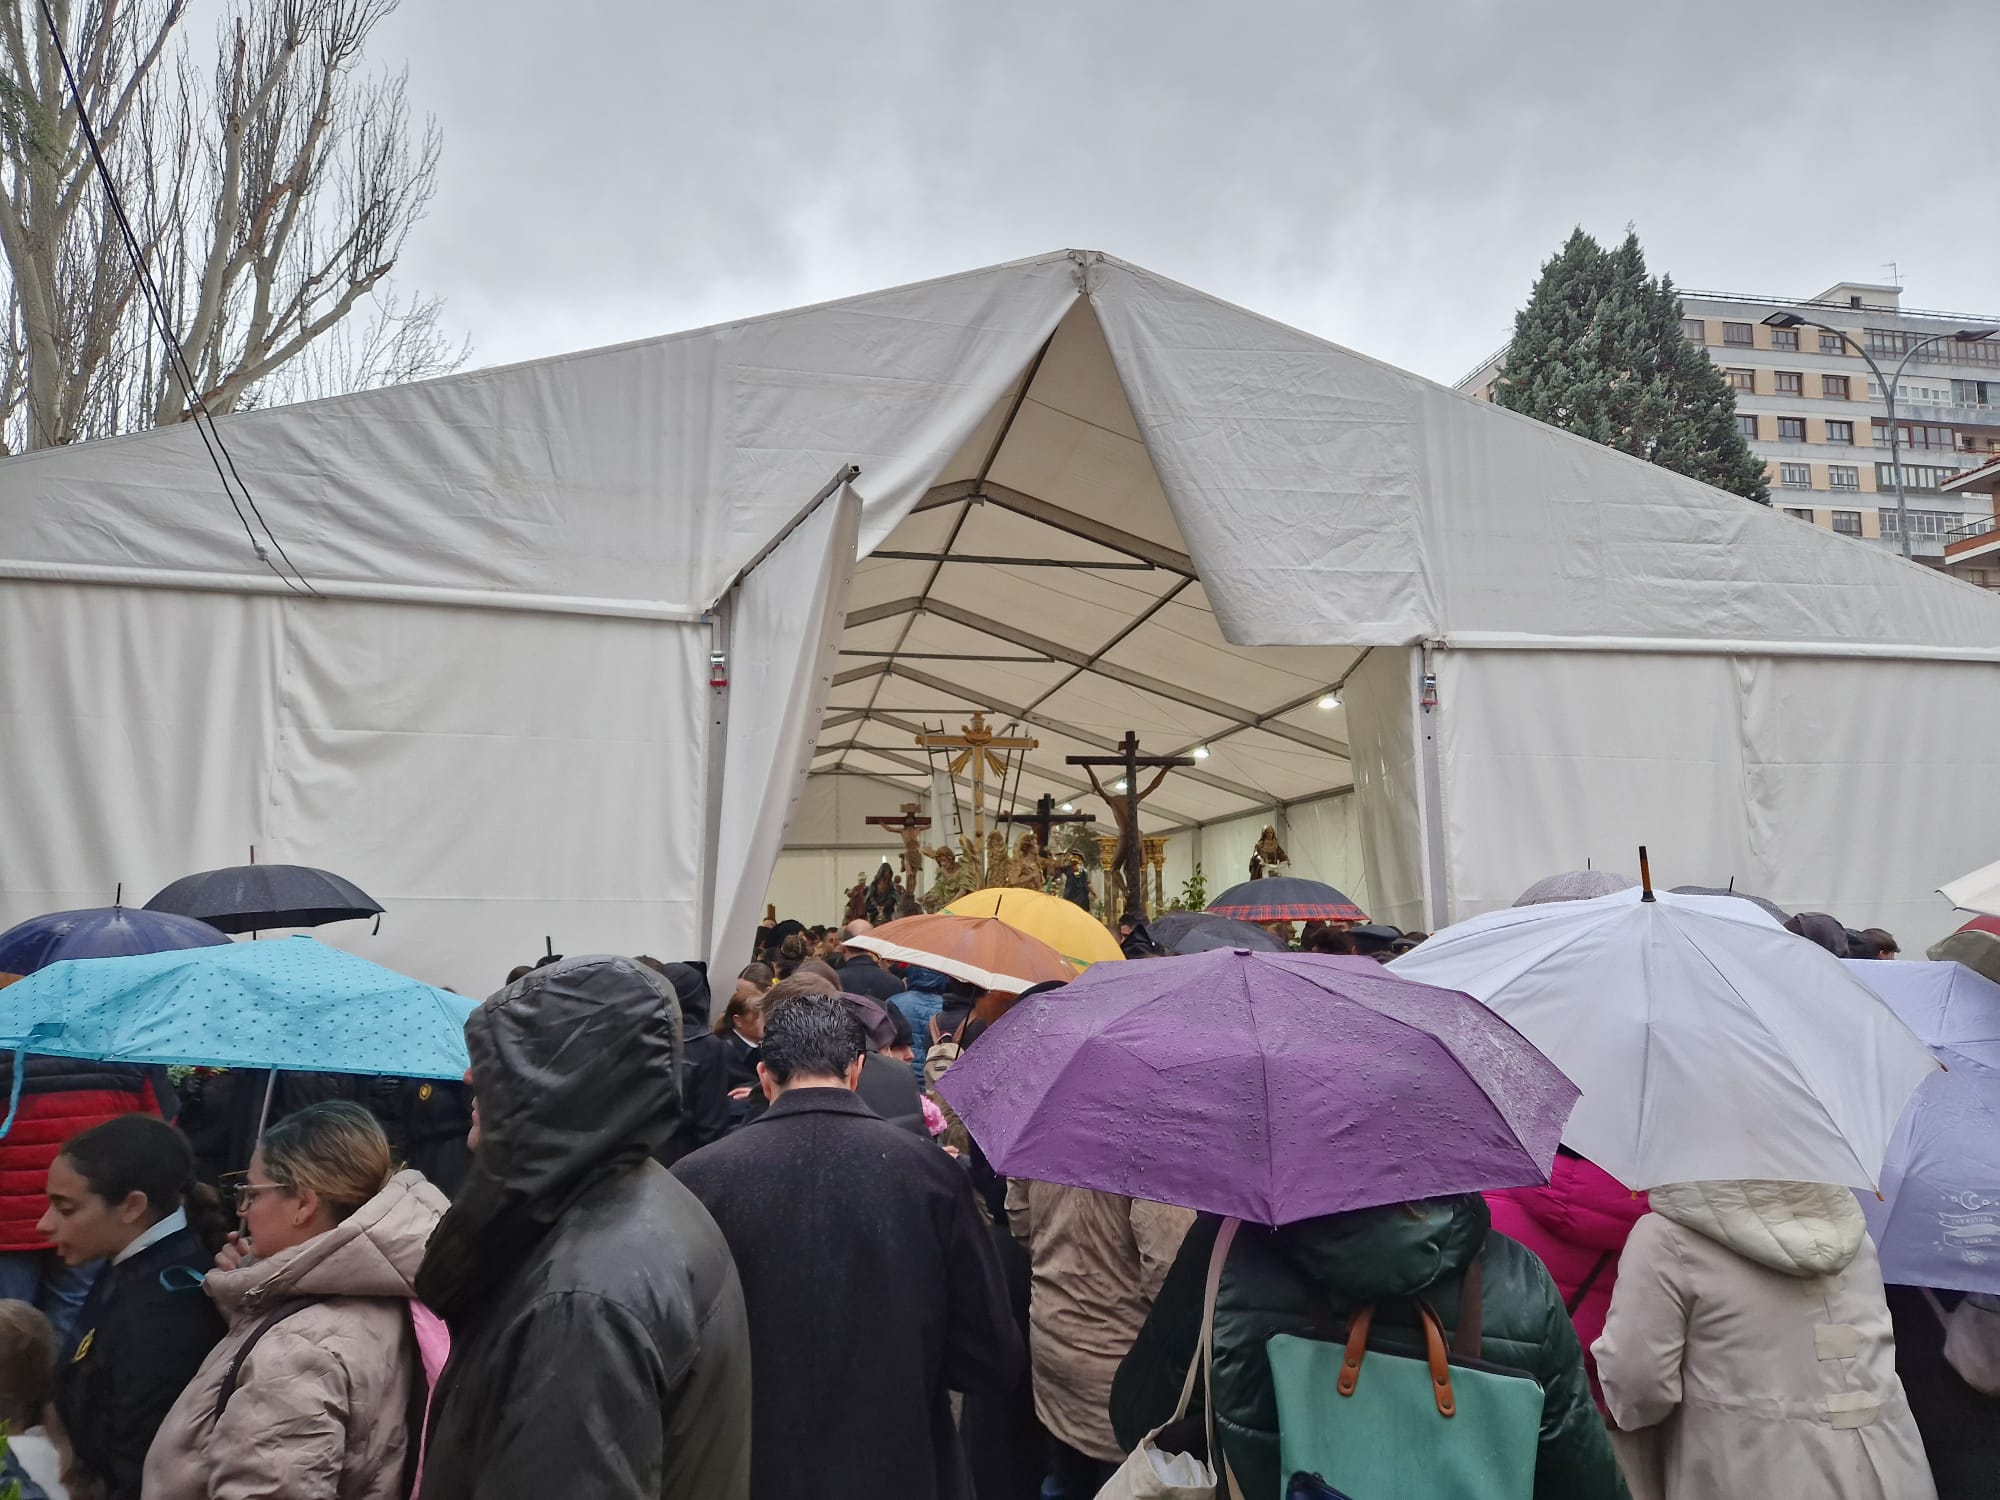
[1487,1153,1647,1406]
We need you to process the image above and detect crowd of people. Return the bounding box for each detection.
[0,894,1986,1500]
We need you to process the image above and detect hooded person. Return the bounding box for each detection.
[1594,1180,1935,1500]
[1110,1196,1624,1500]
[638,958,731,1166]
[415,955,752,1500]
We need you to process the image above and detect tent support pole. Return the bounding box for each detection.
[698,593,735,985]
[1415,644,1449,931]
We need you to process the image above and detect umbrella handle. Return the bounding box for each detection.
[0,1044,27,1140]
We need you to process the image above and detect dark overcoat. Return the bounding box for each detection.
[674,1087,1021,1500]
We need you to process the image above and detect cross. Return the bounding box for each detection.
[1067,732,1195,926]
[865,803,933,884]
[915,713,1039,848]
[1000,792,1093,853]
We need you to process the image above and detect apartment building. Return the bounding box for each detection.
[1460,281,2000,564]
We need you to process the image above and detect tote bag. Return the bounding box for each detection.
[1096,1219,1243,1500]
[1265,1261,1544,1500]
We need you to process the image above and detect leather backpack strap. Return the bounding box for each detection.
[1419,1303,1456,1417]
[1451,1256,1483,1360]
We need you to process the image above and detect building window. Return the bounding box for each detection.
[1831,510,1862,536]
[1784,507,1815,521]
[1778,416,1807,442]
[1825,420,1854,444]
[1779,463,1812,489]
[1879,508,1960,537]
[1726,368,1755,392]
[1875,421,1956,450]
[1724,321,1754,347]
[1775,371,1803,395]
[1681,317,1706,342]
[1820,332,1846,354]
[1737,414,1759,439]
[1876,463,1958,492]
[1822,374,1850,400]
[1828,464,1860,490]
[1770,327,1799,351]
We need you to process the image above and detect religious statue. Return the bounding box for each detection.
[1251,824,1290,880]
[863,863,900,927]
[1060,852,1092,911]
[920,840,978,909]
[1008,831,1046,891]
[985,829,1008,889]
[844,873,868,923]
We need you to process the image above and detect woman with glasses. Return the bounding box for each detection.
[143,1101,448,1500]
[38,1114,227,1500]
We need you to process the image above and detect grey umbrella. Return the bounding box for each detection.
[1670,885,1791,926]
[1512,870,1639,907]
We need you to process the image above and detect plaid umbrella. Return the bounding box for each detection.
[1206,877,1366,924]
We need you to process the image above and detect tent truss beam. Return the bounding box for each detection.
[913,479,1198,576]
[840,596,1349,759]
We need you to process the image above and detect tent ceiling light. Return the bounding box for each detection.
[1060,802,1075,813]
[1193,745,1211,759]
[1318,692,1341,710]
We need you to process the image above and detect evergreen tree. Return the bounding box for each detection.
[1493,228,1770,503]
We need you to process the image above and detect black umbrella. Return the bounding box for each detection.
[1146,910,1287,955]
[145,863,384,934]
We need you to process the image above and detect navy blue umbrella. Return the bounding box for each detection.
[0,905,230,977]
[144,864,383,935]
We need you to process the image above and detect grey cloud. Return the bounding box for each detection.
[375,0,2000,383]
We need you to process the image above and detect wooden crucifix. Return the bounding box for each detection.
[1000,793,1092,852]
[1067,732,1194,926]
[865,802,933,885]
[915,713,1038,848]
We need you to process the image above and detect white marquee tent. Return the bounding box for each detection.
[3,249,1995,993]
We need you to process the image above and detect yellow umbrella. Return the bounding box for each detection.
[944,887,1124,968]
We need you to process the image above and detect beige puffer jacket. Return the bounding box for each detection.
[1594,1179,1936,1500]
[143,1169,448,1500]
[1006,1178,1194,1462]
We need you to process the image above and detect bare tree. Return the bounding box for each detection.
[0,0,459,454]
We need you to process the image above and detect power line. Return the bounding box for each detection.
[35,0,317,595]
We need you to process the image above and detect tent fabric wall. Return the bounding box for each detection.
[1341,648,1428,932]
[706,489,862,978]
[0,581,706,995]
[1432,647,2000,950]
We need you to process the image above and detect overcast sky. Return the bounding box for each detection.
[372,0,2000,387]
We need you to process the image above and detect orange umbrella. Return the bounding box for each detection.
[843,913,1077,994]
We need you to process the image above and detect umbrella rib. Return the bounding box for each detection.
[1663,911,1874,1184]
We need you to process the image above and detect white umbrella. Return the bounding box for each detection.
[1941,858,2000,918]
[1389,887,1937,1190]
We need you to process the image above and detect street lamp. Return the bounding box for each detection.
[1762,311,1998,559]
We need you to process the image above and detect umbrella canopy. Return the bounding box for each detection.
[1942,858,2000,918]
[844,913,1078,993]
[936,948,1578,1225]
[1670,885,1790,925]
[0,936,473,1079]
[1390,888,1938,1190]
[1146,910,1286,955]
[1205,876,1367,923]
[0,906,230,975]
[1929,916,2000,987]
[145,864,384,934]
[943,887,1124,967]
[1843,958,2000,1292]
[1513,870,1638,906]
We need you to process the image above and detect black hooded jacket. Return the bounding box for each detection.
[650,960,731,1167]
[416,955,752,1500]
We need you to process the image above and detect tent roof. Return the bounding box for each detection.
[4,249,1997,834]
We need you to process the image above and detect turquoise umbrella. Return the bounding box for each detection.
[0,937,474,1133]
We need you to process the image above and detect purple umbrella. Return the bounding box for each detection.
[936,948,1579,1225]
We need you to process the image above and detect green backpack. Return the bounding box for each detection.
[1265,1259,1545,1500]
